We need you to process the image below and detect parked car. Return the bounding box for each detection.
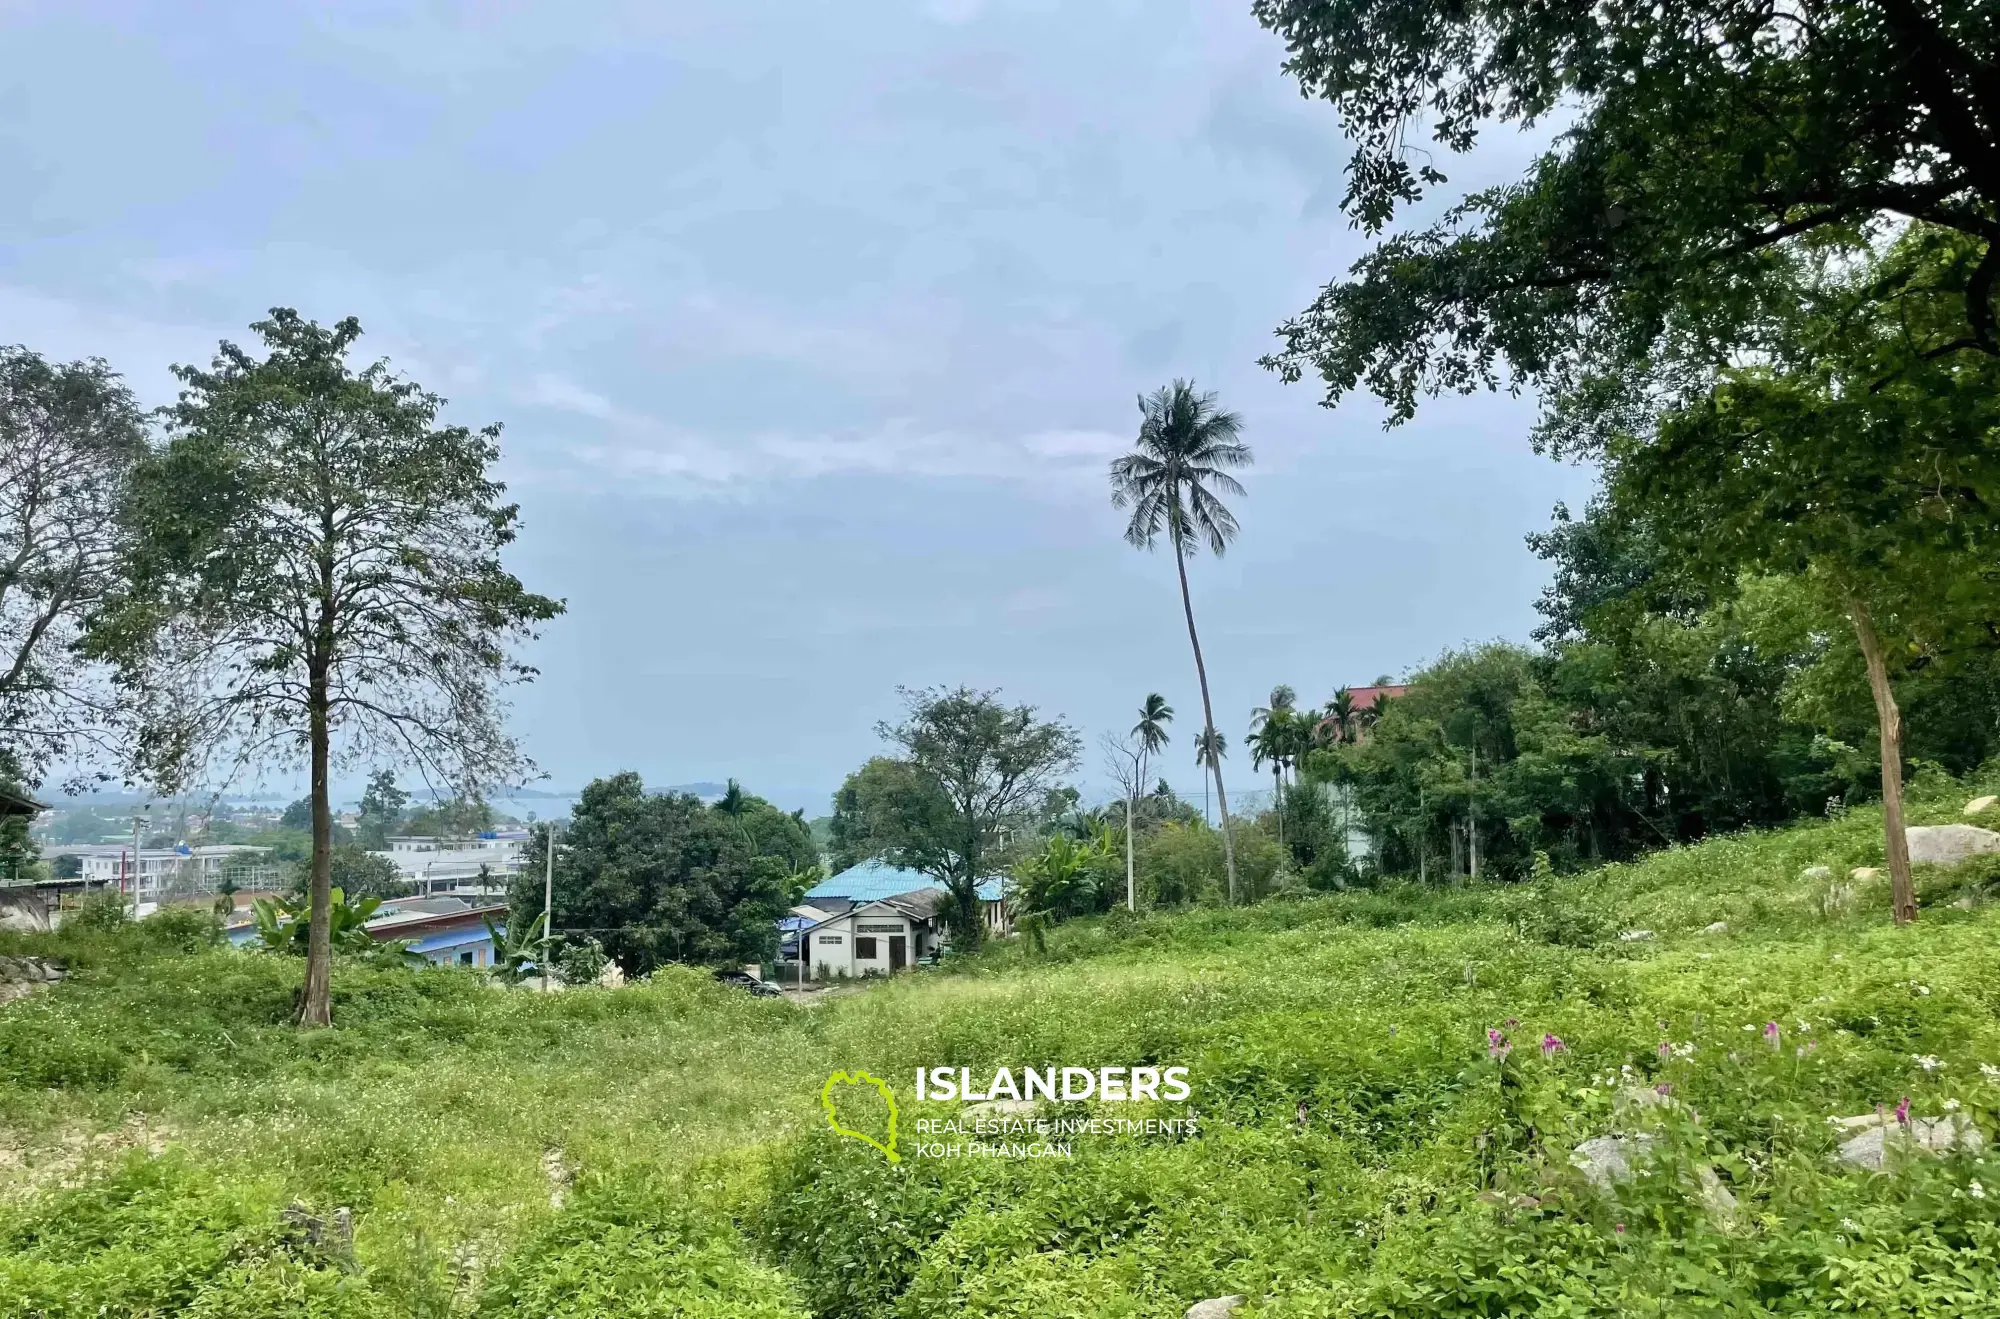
[713,967,782,998]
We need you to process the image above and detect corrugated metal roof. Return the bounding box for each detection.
[807,858,1006,904]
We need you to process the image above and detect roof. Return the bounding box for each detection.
[365,903,507,940]
[1345,684,1410,708]
[797,887,948,935]
[0,786,48,818]
[807,858,1006,905]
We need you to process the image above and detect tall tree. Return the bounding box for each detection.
[0,347,148,784]
[834,686,1081,948]
[512,773,792,975]
[1254,0,2000,439]
[1605,230,2000,925]
[90,310,563,1025]
[1111,381,1253,903]
[1193,727,1228,832]
[355,767,409,851]
[1125,692,1175,912]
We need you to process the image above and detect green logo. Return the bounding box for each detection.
[821,1069,900,1162]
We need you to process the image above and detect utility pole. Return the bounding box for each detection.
[129,808,145,920]
[1468,745,1480,881]
[540,821,558,993]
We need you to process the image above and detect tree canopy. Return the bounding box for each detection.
[89,310,561,1024]
[1254,0,2000,440]
[512,772,800,975]
[831,686,1080,948]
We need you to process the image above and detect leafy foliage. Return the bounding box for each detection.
[833,687,1081,949]
[252,886,384,956]
[506,772,795,975]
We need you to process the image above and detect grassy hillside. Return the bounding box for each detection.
[3,780,1999,1316]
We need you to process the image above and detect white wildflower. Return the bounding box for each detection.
[1981,1063,2000,1081]
[1972,1181,1987,1200]
[1944,1099,1962,1112]
[1914,1055,1945,1072]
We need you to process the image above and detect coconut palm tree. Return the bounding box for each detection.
[1111,381,1253,903]
[1194,727,1228,827]
[1251,684,1296,731]
[1124,693,1174,912]
[1246,713,1290,844]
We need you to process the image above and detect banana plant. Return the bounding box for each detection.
[484,910,547,983]
[252,887,384,955]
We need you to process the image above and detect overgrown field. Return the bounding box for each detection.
[5,787,2000,1316]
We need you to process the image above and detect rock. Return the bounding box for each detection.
[1701,921,1729,934]
[1614,1085,1680,1117]
[1571,1134,1655,1190]
[1954,895,1978,910]
[1801,865,1832,881]
[1835,1114,1985,1170]
[1966,795,1998,816]
[1850,867,1883,881]
[1905,824,2000,866]
[962,1098,1042,1120]
[1693,1165,1738,1223]
[1185,1297,1246,1319]
[1618,929,1655,942]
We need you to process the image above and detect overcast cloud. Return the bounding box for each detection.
[1,0,1595,812]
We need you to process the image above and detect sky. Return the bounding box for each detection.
[2,0,1596,814]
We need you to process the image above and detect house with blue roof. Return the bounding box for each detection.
[781,859,1010,980]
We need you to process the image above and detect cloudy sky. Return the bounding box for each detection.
[3,0,1594,813]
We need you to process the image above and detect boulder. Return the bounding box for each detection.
[1905,824,2000,866]
[1801,865,1832,881]
[1966,795,1998,816]
[1185,1297,1246,1319]
[1834,1114,1985,1170]
[962,1098,1042,1120]
[1850,867,1883,881]
[1701,921,1729,935]
[1953,895,1978,910]
[1693,1165,1739,1223]
[1618,929,1655,943]
[1571,1134,1655,1190]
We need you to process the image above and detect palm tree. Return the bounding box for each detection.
[1194,727,1227,826]
[1246,714,1290,845]
[1317,687,1361,746]
[1126,693,1174,912]
[1111,380,1253,903]
[1251,684,1296,731]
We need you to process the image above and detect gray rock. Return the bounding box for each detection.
[1618,929,1655,942]
[1693,1165,1738,1223]
[1850,866,1884,882]
[1905,824,2000,866]
[962,1098,1042,1120]
[1965,795,1997,816]
[1571,1134,1656,1189]
[1801,865,1832,881]
[1835,1115,1985,1170]
[1185,1297,1246,1319]
[1954,895,1978,910]
[1701,921,1729,934]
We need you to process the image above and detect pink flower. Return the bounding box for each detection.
[1541,1033,1567,1058]
[1505,1017,1519,1029]
[1895,1097,1911,1127]
[1763,1021,1781,1049]
[1654,1083,1672,1096]
[1487,1028,1512,1062]
[1658,1041,1672,1060]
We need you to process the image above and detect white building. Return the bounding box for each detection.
[75,845,277,896]
[795,888,948,979]
[377,833,528,895]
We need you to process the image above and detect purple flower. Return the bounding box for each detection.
[1654,1083,1672,1096]
[1895,1096,1911,1127]
[1487,1028,1512,1062]
[1505,1017,1519,1029]
[1540,1033,1567,1058]
[1658,1041,1672,1060]
[1763,1021,1781,1049]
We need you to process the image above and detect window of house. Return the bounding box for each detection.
[817,934,843,945]
[458,950,474,966]
[854,937,877,960]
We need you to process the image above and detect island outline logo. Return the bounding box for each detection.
[821,1069,900,1162]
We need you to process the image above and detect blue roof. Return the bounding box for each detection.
[806,859,1006,905]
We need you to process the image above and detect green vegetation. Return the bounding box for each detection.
[5,778,1999,1316]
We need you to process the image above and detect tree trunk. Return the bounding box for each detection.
[1849,596,1916,926]
[1124,793,1136,911]
[300,671,334,1026]
[1171,531,1238,903]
